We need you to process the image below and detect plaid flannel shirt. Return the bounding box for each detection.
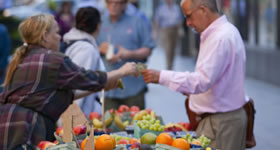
[0,46,107,150]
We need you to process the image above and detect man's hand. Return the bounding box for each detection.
[116,45,131,60]
[141,69,160,84]
[99,42,109,55]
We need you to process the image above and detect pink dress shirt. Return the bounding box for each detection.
[159,15,247,114]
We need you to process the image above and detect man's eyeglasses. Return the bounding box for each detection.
[184,7,200,20]
[107,0,126,5]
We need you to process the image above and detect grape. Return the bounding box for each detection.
[155,120,160,124]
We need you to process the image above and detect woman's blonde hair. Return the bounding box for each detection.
[3,14,54,86]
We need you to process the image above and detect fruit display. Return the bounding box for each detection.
[37,107,216,150]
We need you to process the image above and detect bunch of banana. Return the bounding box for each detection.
[92,113,113,129]
[132,110,148,120]
[114,114,127,130]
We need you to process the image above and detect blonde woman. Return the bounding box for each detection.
[0,14,138,149]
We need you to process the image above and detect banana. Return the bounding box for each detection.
[133,110,148,121]
[105,113,113,127]
[114,114,126,130]
[92,118,103,128]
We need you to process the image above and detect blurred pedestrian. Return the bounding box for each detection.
[98,0,155,111]
[125,0,151,31]
[154,0,183,70]
[0,14,138,149]
[63,7,105,116]
[0,23,11,92]
[55,1,74,37]
[142,0,247,150]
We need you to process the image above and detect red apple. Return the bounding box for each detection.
[55,126,63,137]
[131,142,141,149]
[53,140,59,145]
[42,142,56,150]
[118,105,129,113]
[178,122,191,130]
[89,112,101,120]
[130,105,140,112]
[73,125,87,135]
[109,109,115,114]
[118,139,129,145]
[130,111,137,117]
[145,109,152,114]
[37,141,55,150]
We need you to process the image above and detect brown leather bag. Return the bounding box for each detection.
[185,97,256,148]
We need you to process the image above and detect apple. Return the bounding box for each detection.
[73,125,87,135]
[118,105,129,113]
[130,111,137,117]
[109,109,115,114]
[131,142,141,149]
[55,126,63,137]
[130,105,140,112]
[118,139,129,145]
[53,140,59,145]
[145,109,152,114]
[37,141,56,150]
[178,122,191,131]
[89,112,101,120]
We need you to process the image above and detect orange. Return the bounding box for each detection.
[172,138,190,150]
[95,134,115,150]
[81,137,87,150]
[156,133,173,146]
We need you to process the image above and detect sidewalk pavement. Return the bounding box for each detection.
[145,47,280,150]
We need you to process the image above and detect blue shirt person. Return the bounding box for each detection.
[97,0,155,110]
[0,24,11,91]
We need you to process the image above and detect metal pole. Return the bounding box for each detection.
[277,0,280,47]
[254,0,259,45]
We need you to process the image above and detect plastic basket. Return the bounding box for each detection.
[133,121,162,139]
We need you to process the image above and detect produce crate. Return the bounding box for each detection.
[154,144,181,150]
[46,142,79,150]
[133,121,162,139]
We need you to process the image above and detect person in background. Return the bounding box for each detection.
[0,14,138,149]
[142,0,247,149]
[98,0,155,111]
[63,7,105,116]
[77,0,106,14]
[0,23,11,92]
[125,0,150,31]
[55,1,74,37]
[154,0,183,70]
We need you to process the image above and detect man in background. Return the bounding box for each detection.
[98,0,155,110]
